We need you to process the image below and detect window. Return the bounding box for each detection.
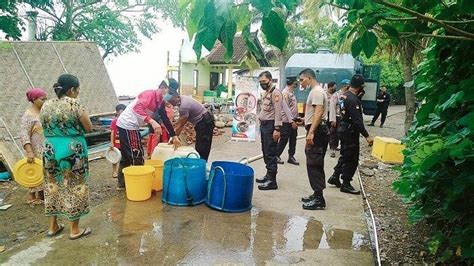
[193,70,199,89]
[219,72,224,84]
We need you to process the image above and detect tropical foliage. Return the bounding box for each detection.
[179,0,299,61]
[327,0,474,262]
[0,0,183,59]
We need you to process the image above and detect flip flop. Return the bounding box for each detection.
[25,199,35,204]
[69,227,92,240]
[46,224,65,237]
[112,173,118,178]
[33,199,44,205]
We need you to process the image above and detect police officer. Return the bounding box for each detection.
[256,71,283,190]
[276,76,300,165]
[299,68,330,210]
[369,86,391,128]
[327,74,373,194]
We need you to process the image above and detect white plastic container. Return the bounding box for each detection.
[151,143,200,162]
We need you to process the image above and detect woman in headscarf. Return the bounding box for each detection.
[20,88,48,205]
[40,74,93,239]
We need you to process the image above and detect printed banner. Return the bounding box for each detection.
[231,76,258,142]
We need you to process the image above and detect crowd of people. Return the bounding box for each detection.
[255,70,377,210]
[17,69,387,240]
[18,74,216,240]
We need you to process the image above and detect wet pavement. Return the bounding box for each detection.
[0,111,390,264]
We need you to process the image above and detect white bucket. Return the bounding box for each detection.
[151,143,200,162]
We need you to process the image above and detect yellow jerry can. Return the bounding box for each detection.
[371,136,406,164]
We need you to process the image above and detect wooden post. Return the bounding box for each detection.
[227,66,233,99]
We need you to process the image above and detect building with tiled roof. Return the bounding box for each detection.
[178,32,271,99]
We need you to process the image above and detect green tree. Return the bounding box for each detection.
[288,17,340,53]
[0,0,23,39]
[321,0,474,262]
[1,0,184,59]
[180,0,297,60]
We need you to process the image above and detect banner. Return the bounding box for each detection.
[231,76,258,142]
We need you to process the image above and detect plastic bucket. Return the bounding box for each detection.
[151,143,200,162]
[123,166,155,201]
[162,154,207,206]
[206,161,254,212]
[145,159,164,192]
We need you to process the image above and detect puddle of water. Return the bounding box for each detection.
[5,235,62,265]
[6,196,371,264]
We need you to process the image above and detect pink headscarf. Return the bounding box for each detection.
[26,88,47,103]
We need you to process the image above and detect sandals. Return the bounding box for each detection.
[69,227,92,240]
[112,173,118,178]
[26,199,44,205]
[46,224,65,237]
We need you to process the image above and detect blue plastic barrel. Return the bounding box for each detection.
[206,161,254,212]
[162,156,207,206]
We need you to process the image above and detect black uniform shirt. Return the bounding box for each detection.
[376,92,391,108]
[341,91,369,138]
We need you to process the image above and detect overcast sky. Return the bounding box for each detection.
[105,22,188,97]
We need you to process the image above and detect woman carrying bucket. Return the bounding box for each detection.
[115,78,182,190]
[20,88,48,205]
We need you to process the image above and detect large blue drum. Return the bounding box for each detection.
[206,161,254,212]
[162,156,207,206]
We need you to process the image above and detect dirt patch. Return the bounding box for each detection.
[359,111,434,264]
[0,159,123,252]
[0,129,231,253]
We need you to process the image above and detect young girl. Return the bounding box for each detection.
[110,104,126,178]
[20,88,48,205]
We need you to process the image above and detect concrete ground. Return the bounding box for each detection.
[0,106,406,265]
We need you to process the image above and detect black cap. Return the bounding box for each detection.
[115,104,126,112]
[286,76,297,85]
[350,74,365,88]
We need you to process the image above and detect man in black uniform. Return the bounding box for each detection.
[327,74,373,194]
[369,86,391,128]
[256,71,283,190]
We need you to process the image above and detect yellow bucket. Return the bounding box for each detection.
[145,159,164,192]
[122,166,155,201]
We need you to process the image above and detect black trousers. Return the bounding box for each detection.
[277,122,297,157]
[371,105,388,125]
[117,127,145,188]
[305,124,329,193]
[194,112,215,162]
[333,129,359,181]
[260,120,278,179]
[329,116,341,150]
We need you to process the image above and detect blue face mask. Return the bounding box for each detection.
[163,93,173,102]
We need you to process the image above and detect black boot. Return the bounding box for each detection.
[287,156,300,165]
[302,194,326,210]
[256,175,268,183]
[327,175,342,188]
[340,181,360,195]
[258,172,278,190]
[277,156,284,164]
[301,193,315,203]
[368,123,374,126]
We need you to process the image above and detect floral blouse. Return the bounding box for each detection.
[20,109,45,158]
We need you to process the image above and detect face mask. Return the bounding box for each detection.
[260,82,270,90]
[163,93,173,102]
